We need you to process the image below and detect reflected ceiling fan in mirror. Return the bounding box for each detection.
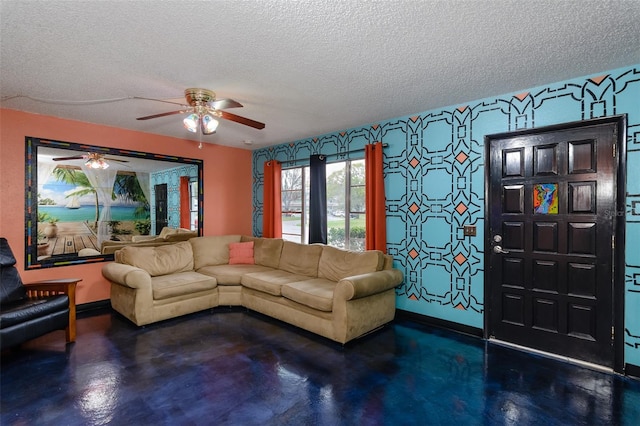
[136,88,265,135]
[52,152,129,169]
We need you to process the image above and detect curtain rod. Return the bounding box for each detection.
[278,143,388,166]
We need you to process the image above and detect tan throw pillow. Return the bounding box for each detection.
[116,242,194,277]
[190,235,242,270]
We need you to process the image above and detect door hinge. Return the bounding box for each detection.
[613,143,616,158]
[612,326,615,340]
[612,235,615,250]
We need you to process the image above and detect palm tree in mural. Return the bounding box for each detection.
[113,173,150,219]
[52,168,149,228]
[52,167,100,226]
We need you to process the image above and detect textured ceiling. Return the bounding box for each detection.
[1,0,639,150]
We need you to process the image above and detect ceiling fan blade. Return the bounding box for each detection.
[218,110,265,129]
[210,98,243,109]
[53,156,85,161]
[105,158,129,163]
[136,109,189,120]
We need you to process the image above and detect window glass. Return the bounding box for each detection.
[189,180,198,230]
[327,162,346,248]
[348,159,366,251]
[281,167,308,243]
[282,159,365,250]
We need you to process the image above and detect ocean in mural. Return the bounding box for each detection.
[38,205,141,222]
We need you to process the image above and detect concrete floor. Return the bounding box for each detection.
[2,307,639,425]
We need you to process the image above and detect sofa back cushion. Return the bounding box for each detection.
[241,236,284,268]
[190,235,242,270]
[382,254,394,270]
[165,229,198,242]
[0,238,27,305]
[157,226,177,239]
[278,241,323,277]
[154,227,197,242]
[116,242,194,277]
[317,246,384,282]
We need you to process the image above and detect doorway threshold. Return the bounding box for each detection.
[489,338,614,374]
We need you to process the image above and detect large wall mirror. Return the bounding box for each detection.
[25,137,203,269]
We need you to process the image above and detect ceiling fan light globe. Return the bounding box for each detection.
[85,158,109,169]
[183,114,199,133]
[201,114,219,135]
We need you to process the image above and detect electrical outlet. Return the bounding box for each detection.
[463,225,476,237]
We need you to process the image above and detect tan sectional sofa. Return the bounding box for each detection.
[100,227,197,255]
[101,235,403,344]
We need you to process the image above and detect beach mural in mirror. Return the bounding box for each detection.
[25,137,203,269]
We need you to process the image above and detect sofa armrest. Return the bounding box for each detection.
[102,262,152,290]
[334,269,404,301]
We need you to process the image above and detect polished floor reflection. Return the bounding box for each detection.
[2,307,639,425]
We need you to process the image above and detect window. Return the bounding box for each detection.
[281,166,309,243]
[281,159,365,250]
[189,179,199,230]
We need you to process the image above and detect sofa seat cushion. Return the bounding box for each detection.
[151,272,217,301]
[281,278,336,312]
[197,264,274,285]
[242,270,314,297]
[0,296,69,329]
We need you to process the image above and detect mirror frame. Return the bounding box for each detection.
[25,136,204,269]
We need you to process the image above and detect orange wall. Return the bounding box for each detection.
[0,109,253,304]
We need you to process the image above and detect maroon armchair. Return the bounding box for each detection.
[0,237,80,350]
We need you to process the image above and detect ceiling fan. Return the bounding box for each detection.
[136,88,265,134]
[53,152,129,169]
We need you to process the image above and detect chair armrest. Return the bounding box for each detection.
[102,262,152,290]
[335,269,403,301]
[24,278,80,298]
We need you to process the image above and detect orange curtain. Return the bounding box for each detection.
[263,160,282,238]
[179,176,190,229]
[365,142,387,252]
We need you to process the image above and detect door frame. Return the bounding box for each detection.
[483,115,627,373]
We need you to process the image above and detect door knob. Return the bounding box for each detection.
[493,245,509,254]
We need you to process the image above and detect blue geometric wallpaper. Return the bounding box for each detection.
[252,65,640,368]
[150,165,198,230]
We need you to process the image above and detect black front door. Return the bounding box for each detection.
[155,183,168,234]
[485,117,625,369]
